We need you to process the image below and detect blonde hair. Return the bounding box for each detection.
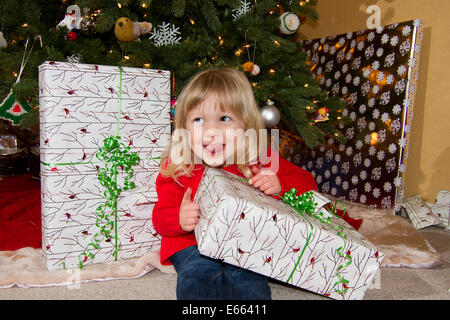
[160,68,265,180]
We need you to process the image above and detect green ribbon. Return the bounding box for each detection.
[79,135,140,267]
[320,200,353,294]
[280,189,352,294]
[280,189,315,285]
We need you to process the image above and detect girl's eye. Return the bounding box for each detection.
[193,117,204,123]
[220,115,232,122]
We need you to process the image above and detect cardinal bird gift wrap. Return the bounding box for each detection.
[38,61,171,270]
[193,168,384,300]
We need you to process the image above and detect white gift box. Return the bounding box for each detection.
[194,168,384,300]
[402,195,441,230]
[430,190,450,229]
[429,203,450,229]
[436,190,450,206]
[38,62,168,270]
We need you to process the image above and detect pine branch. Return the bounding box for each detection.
[201,0,222,33]
[95,7,122,33]
[172,0,186,17]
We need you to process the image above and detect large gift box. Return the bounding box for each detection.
[194,168,384,300]
[38,61,169,270]
[280,20,424,214]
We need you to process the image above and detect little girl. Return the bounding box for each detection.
[152,68,318,300]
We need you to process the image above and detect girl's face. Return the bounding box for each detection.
[185,94,246,167]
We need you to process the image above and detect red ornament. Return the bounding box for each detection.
[314,107,329,122]
[67,31,77,41]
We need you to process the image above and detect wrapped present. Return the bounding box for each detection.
[429,190,450,229]
[429,203,450,229]
[289,20,424,214]
[436,190,450,206]
[193,168,384,300]
[402,195,440,230]
[38,61,168,270]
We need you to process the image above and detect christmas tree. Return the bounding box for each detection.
[0,0,347,148]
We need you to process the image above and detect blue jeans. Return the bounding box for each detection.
[169,245,271,300]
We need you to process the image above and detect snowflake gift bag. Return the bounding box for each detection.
[282,20,423,214]
[38,61,169,270]
[194,168,384,300]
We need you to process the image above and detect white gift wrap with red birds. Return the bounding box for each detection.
[194,168,384,300]
[38,61,170,270]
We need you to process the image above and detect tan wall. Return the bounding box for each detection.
[297,0,450,202]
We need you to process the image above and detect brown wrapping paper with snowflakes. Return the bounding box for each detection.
[194,168,384,300]
[38,62,169,270]
[283,20,424,214]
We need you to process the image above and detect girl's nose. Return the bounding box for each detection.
[202,124,221,137]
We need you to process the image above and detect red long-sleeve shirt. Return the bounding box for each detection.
[152,150,318,265]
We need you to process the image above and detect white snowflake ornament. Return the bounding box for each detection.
[232,0,252,20]
[149,22,182,47]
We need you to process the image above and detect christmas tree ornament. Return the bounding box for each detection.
[314,107,329,122]
[232,0,253,20]
[260,100,280,128]
[79,8,94,33]
[67,54,83,63]
[0,91,32,125]
[114,17,153,42]
[279,12,300,35]
[57,5,83,32]
[251,64,260,76]
[242,61,254,72]
[242,39,259,75]
[242,60,260,76]
[149,21,181,47]
[66,31,77,41]
[0,37,34,125]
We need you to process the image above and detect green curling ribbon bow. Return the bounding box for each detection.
[281,189,352,295]
[281,189,315,285]
[320,201,353,294]
[78,135,140,268]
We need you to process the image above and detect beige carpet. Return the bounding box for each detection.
[0,226,448,300]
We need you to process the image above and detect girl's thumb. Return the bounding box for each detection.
[182,187,192,203]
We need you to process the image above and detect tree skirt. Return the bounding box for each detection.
[0,174,41,251]
[0,174,176,288]
[340,200,442,268]
[0,247,175,288]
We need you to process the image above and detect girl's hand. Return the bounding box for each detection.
[179,188,201,232]
[248,166,282,196]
